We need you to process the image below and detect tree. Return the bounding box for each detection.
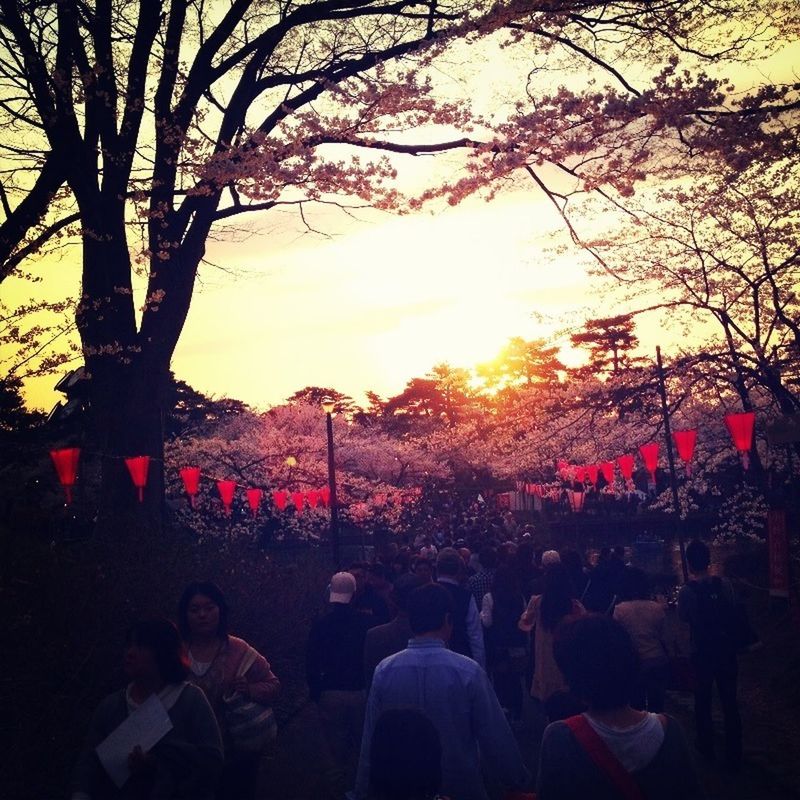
[286,386,357,417]
[571,315,641,376]
[478,337,564,388]
[1,0,795,531]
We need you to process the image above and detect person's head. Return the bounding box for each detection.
[348,562,369,594]
[392,551,411,576]
[619,567,651,601]
[560,549,583,576]
[457,547,471,565]
[540,563,575,631]
[436,547,463,579]
[686,539,711,574]
[370,708,442,800]
[407,583,453,638]
[330,571,357,604]
[392,573,424,615]
[178,581,229,641]
[367,562,390,588]
[541,549,561,570]
[554,615,640,711]
[125,617,189,684]
[411,556,433,583]
[478,546,498,571]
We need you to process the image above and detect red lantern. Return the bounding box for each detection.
[292,491,304,514]
[125,456,150,502]
[639,443,659,484]
[306,490,320,509]
[273,490,288,511]
[725,412,755,469]
[617,454,635,482]
[600,461,615,484]
[50,447,81,504]
[574,466,586,485]
[246,487,262,517]
[217,480,236,516]
[586,464,599,486]
[671,429,697,475]
[180,467,201,507]
[319,486,331,507]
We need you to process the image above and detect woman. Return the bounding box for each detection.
[178,582,280,800]
[72,618,223,800]
[537,615,702,799]
[519,563,586,719]
[613,568,669,712]
[480,565,528,721]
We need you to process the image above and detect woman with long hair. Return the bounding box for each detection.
[519,564,586,718]
[178,582,280,800]
[481,565,529,721]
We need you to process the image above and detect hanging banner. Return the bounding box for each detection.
[768,510,790,598]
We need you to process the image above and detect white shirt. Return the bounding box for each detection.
[585,712,665,772]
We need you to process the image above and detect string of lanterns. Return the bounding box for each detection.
[48,412,757,509]
[49,449,332,513]
[521,411,756,496]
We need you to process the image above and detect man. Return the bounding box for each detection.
[349,562,391,624]
[363,573,423,690]
[355,584,531,800]
[678,539,743,770]
[467,545,497,609]
[307,572,376,794]
[437,547,486,668]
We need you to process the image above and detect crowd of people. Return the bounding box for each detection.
[71,519,749,800]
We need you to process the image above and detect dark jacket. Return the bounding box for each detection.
[438,580,472,659]
[363,615,414,689]
[306,603,376,700]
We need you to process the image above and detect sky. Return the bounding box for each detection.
[5,23,798,414]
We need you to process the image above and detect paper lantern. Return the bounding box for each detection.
[216,480,236,516]
[50,447,81,504]
[617,454,635,482]
[574,466,587,485]
[319,486,331,507]
[306,490,320,509]
[639,443,659,484]
[245,487,262,517]
[273,490,288,512]
[671,429,697,475]
[600,461,615,484]
[586,465,599,486]
[725,412,755,469]
[291,491,304,514]
[179,467,201,507]
[125,456,150,502]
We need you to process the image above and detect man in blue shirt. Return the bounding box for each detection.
[354,583,530,800]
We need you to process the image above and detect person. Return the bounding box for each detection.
[480,565,528,722]
[519,563,586,719]
[355,583,531,800]
[364,573,424,690]
[178,582,281,800]
[307,571,377,795]
[613,568,669,713]
[561,549,589,600]
[583,546,626,613]
[72,617,223,800]
[367,709,444,800]
[411,555,434,584]
[349,562,392,624]
[537,615,703,800]
[436,548,486,669]
[678,539,743,770]
[467,546,497,608]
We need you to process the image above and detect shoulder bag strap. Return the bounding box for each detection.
[564,715,645,800]
[236,645,259,678]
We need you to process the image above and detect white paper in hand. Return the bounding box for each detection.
[95,694,173,788]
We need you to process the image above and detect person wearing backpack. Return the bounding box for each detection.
[677,539,742,771]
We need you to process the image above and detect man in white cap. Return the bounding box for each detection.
[307,571,377,796]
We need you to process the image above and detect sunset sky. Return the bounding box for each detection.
[6,32,797,414]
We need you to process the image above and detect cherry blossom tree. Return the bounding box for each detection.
[1,0,796,531]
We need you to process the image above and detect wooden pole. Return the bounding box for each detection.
[656,346,689,582]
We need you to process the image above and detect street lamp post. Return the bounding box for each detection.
[322,401,340,569]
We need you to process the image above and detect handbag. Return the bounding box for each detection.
[223,647,277,753]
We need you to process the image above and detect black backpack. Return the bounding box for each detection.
[690,577,754,656]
